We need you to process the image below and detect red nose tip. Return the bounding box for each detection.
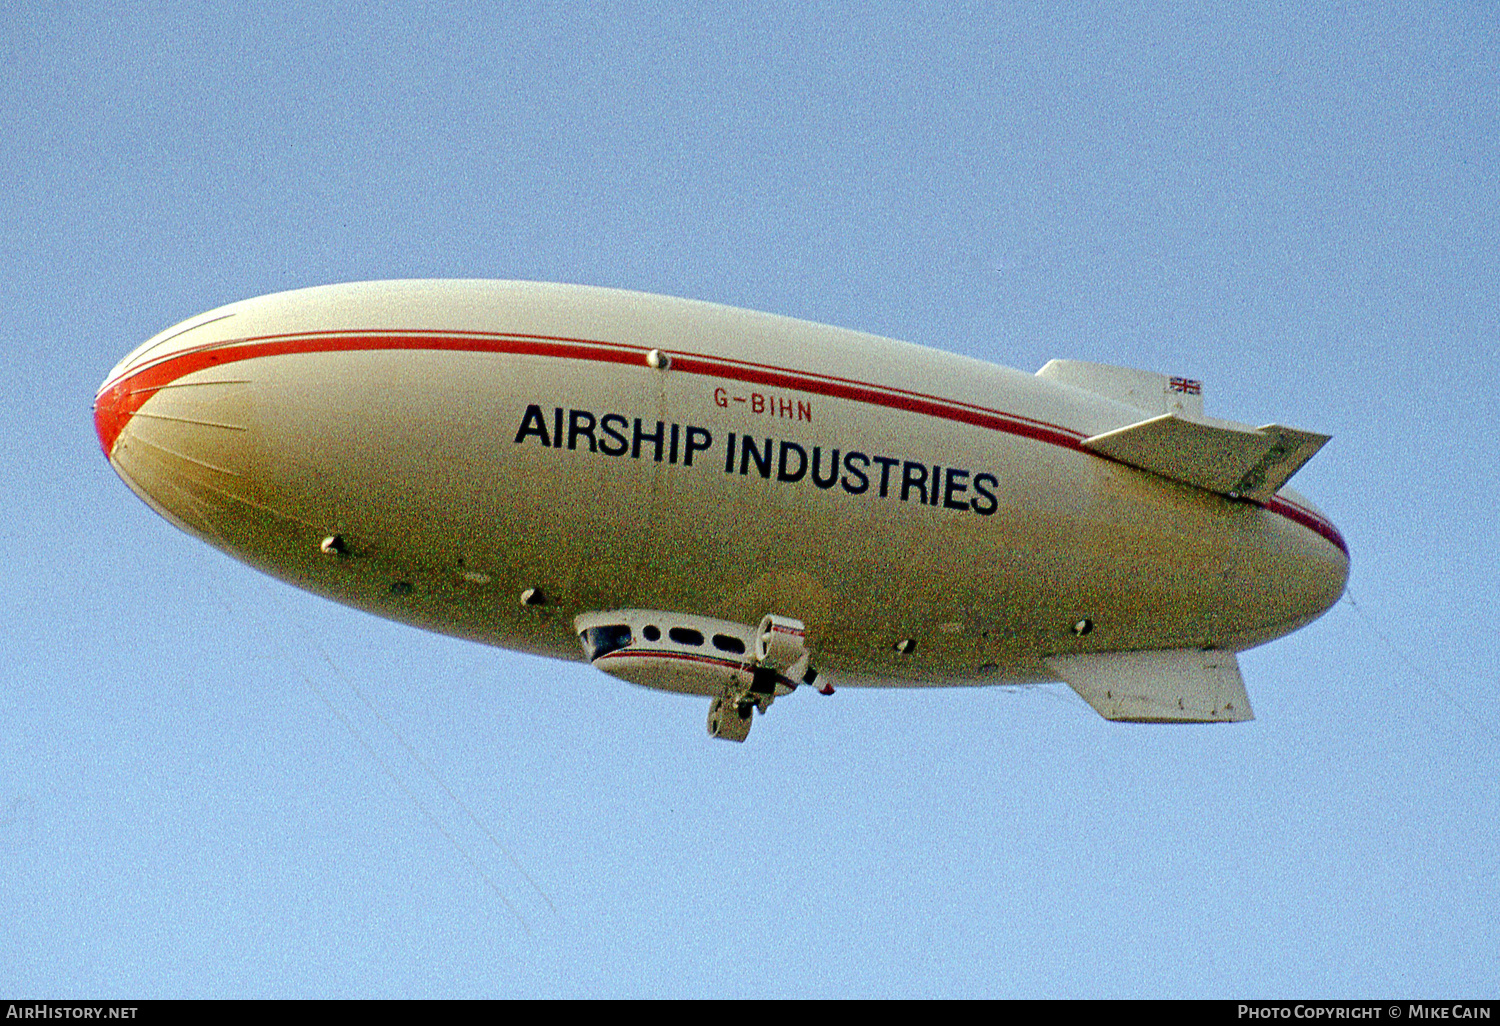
[94,378,135,458]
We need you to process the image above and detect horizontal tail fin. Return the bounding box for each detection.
[1037,360,1329,502]
[1082,414,1328,503]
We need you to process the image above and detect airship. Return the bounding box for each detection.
[94,280,1348,741]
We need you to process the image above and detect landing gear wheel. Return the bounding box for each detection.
[707,695,753,742]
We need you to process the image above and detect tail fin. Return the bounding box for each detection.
[1043,649,1254,723]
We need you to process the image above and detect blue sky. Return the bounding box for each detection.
[4,1,1497,997]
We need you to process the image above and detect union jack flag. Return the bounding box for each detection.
[1169,376,1202,395]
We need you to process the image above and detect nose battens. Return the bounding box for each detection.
[93,344,245,459]
[93,368,177,458]
[93,377,142,458]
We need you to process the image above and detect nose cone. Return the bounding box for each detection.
[92,327,264,546]
[94,374,135,459]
